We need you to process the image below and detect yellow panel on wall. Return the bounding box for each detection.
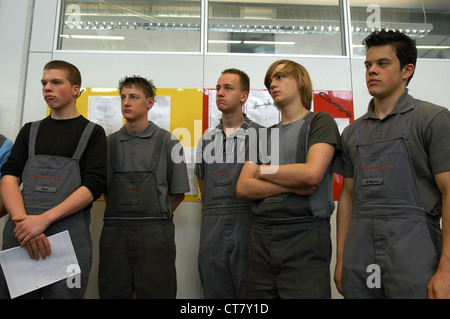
[47,87,203,202]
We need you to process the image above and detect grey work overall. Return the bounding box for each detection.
[98,131,176,299]
[198,128,256,299]
[342,109,441,298]
[248,112,332,299]
[1,121,95,299]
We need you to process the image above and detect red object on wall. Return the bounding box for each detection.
[313,90,354,201]
[313,90,354,122]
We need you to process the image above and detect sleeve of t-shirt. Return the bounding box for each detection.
[0,138,13,178]
[309,112,341,149]
[167,134,191,194]
[80,123,107,201]
[1,123,31,178]
[427,108,450,175]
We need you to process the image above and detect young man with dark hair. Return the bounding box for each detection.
[195,68,262,298]
[98,75,190,299]
[334,30,450,299]
[0,60,107,298]
[237,60,340,298]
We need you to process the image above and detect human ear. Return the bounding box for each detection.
[147,97,155,110]
[72,85,81,98]
[241,91,249,104]
[402,63,415,81]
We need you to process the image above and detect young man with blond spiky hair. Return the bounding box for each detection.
[98,76,189,299]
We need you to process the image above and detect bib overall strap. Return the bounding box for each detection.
[150,130,164,167]
[0,134,6,148]
[296,111,316,163]
[28,120,42,157]
[72,122,96,162]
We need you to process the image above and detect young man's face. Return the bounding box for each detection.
[268,64,300,109]
[364,44,413,99]
[41,69,79,111]
[120,85,154,122]
[216,73,248,114]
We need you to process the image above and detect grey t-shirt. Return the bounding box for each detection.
[107,121,190,215]
[252,111,341,218]
[258,111,341,165]
[333,90,450,217]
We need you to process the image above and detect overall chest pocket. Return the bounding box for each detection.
[356,138,420,207]
[106,171,164,218]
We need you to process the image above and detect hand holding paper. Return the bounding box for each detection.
[13,214,51,244]
[24,233,51,260]
[12,214,52,260]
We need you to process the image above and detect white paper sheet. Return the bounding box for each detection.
[149,96,171,132]
[88,95,123,136]
[0,230,80,298]
[208,89,280,129]
[245,90,280,128]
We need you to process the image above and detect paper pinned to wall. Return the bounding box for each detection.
[88,95,123,135]
[245,90,280,128]
[149,96,171,132]
[207,89,280,129]
[87,95,172,134]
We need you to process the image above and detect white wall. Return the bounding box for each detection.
[1,0,449,299]
[0,0,35,276]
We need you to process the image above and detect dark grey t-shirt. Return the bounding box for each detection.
[107,121,190,215]
[333,90,450,217]
[251,111,341,218]
[257,111,341,165]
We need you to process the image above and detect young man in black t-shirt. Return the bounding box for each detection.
[0,60,106,299]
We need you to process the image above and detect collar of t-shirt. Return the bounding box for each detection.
[364,89,415,121]
[119,121,158,141]
[216,113,252,137]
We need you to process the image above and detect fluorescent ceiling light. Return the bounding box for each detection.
[243,41,295,45]
[208,40,242,44]
[69,35,124,40]
[416,45,450,49]
[353,44,449,49]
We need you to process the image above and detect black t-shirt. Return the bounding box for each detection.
[2,115,107,201]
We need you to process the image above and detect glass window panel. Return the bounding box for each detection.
[350,1,450,59]
[58,0,202,52]
[207,0,344,56]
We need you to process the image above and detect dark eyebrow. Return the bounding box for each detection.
[216,83,234,89]
[365,57,392,64]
